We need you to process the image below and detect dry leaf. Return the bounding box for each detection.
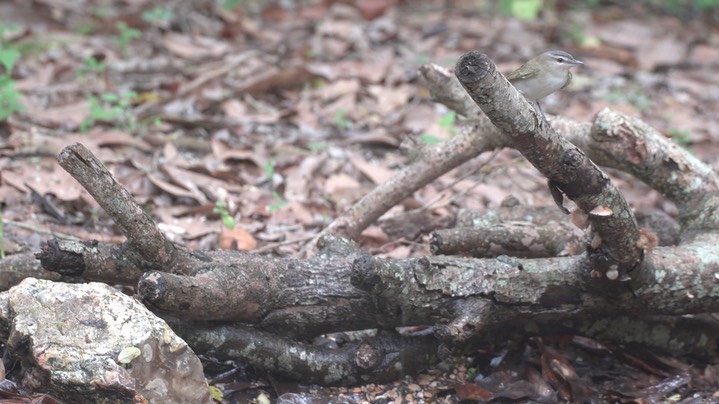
[162,33,231,60]
[360,225,389,244]
[349,156,394,184]
[324,173,361,195]
[219,226,257,251]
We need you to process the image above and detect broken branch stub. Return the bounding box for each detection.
[56,143,196,275]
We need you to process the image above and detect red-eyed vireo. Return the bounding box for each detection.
[507,50,584,122]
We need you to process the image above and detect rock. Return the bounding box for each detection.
[0,278,211,404]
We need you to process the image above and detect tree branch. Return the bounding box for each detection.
[57,144,196,274]
[454,51,642,279]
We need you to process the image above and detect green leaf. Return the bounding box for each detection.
[88,95,119,120]
[213,200,227,212]
[0,76,23,121]
[308,142,328,152]
[213,200,236,229]
[667,128,691,146]
[223,0,243,10]
[101,92,119,102]
[75,22,96,35]
[695,0,719,10]
[267,192,288,213]
[141,7,174,25]
[221,215,235,230]
[209,386,224,401]
[420,134,442,145]
[118,90,138,107]
[0,48,20,72]
[116,22,141,56]
[83,56,106,73]
[332,109,352,130]
[437,111,456,130]
[263,159,275,177]
[0,22,21,40]
[501,0,543,21]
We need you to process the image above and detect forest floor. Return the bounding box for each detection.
[1,0,719,402]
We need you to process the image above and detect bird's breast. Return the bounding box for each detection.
[513,71,571,101]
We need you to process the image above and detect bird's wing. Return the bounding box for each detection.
[507,66,540,82]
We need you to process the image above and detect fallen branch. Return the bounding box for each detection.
[25,51,719,385]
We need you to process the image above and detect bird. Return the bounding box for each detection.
[506,50,584,123]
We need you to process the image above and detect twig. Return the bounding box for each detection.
[3,220,82,242]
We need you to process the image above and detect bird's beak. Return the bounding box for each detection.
[572,59,585,65]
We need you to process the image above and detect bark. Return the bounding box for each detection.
[172,323,440,385]
[430,214,585,257]
[12,52,719,385]
[0,252,69,290]
[35,238,144,285]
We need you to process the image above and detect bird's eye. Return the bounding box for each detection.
[556,57,565,63]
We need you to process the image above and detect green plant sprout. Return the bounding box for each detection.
[308,141,328,152]
[0,71,21,121]
[208,385,224,401]
[262,158,275,178]
[667,128,691,147]
[75,22,96,35]
[115,22,141,57]
[141,6,174,27]
[332,109,352,130]
[80,90,139,132]
[500,0,543,20]
[650,0,719,15]
[213,200,235,230]
[261,158,288,214]
[437,111,457,135]
[267,192,288,214]
[419,111,458,145]
[419,133,442,145]
[0,22,21,47]
[223,0,244,11]
[0,22,23,121]
[76,56,107,79]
